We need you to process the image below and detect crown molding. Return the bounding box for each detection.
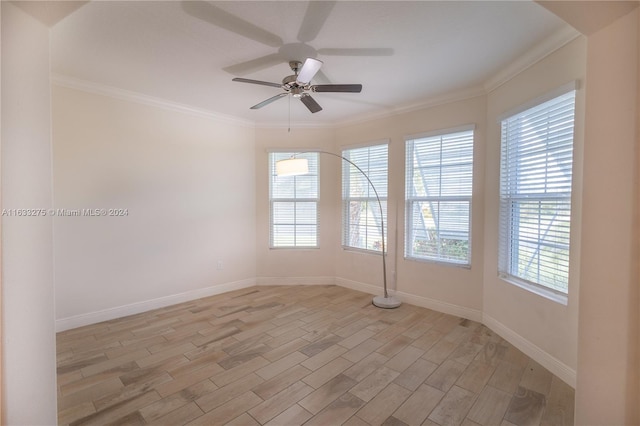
[52,24,581,132]
[335,25,580,128]
[334,85,487,128]
[483,25,581,93]
[51,74,256,128]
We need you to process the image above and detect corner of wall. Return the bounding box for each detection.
[2,2,57,423]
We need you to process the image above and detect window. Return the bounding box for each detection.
[342,143,388,252]
[405,127,474,265]
[269,152,318,248]
[499,88,576,296]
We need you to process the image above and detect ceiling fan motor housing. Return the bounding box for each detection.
[282,74,300,91]
[289,61,303,74]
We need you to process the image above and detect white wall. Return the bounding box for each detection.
[53,86,257,329]
[575,9,639,424]
[253,96,487,320]
[483,37,586,385]
[255,127,338,285]
[1,2,58,424]
[334,97,487,320]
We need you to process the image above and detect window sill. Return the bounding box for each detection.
[342,246,385,256]
[499,274,568,306]
[269,246,319,250]
[404,255,471,269]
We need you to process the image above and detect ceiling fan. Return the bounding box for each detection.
[232,58,362,113]
[182,1,393,80]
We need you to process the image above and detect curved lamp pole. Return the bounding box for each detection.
[276,151,401,309]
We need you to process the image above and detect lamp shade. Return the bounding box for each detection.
[276,158,309,176]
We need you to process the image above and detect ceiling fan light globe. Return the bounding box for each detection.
[296,58,323,85]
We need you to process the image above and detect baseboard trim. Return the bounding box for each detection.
[397,290,483,323]
[334,277,483,322]
[483,313,576,388]
[334,277,380,295]
[334,277,575,386]
[256,276,336,286]
[55,278,256,332]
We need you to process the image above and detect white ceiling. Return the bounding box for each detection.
[50,1,574,126]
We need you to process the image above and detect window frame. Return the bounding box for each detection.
[404,125,475,266]
[341,142,389,253]
[268,151,319,249]
[498,83,577,302]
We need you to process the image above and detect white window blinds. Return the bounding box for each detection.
[498,89,576,294]
[269,152,319,248]
[342,144,388,252]
[405,128,474,265]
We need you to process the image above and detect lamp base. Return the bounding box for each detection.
[372,295,402,309]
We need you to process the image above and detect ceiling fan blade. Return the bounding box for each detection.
[297,1,336,43]
[223,54,283,76]
[296,58,323,85]
[232,77,282,88]
[181,1,283,48]
[300,94,322,113]
[312,84,362,93]
[250,93,288,110]
[317,48,395,56]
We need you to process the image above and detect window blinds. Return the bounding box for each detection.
[269,152,319,248]
[498,90,576,294]
[405,128,474,264]
[341,144,388,252]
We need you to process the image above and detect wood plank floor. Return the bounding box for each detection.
[57,285,575,426]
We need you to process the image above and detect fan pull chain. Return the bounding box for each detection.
[288,94,291,133]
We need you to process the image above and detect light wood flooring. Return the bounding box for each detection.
[57,285,575,426]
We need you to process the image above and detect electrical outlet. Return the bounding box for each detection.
[217,260,223,270]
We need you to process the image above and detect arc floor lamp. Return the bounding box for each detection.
[276,151,402,309]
